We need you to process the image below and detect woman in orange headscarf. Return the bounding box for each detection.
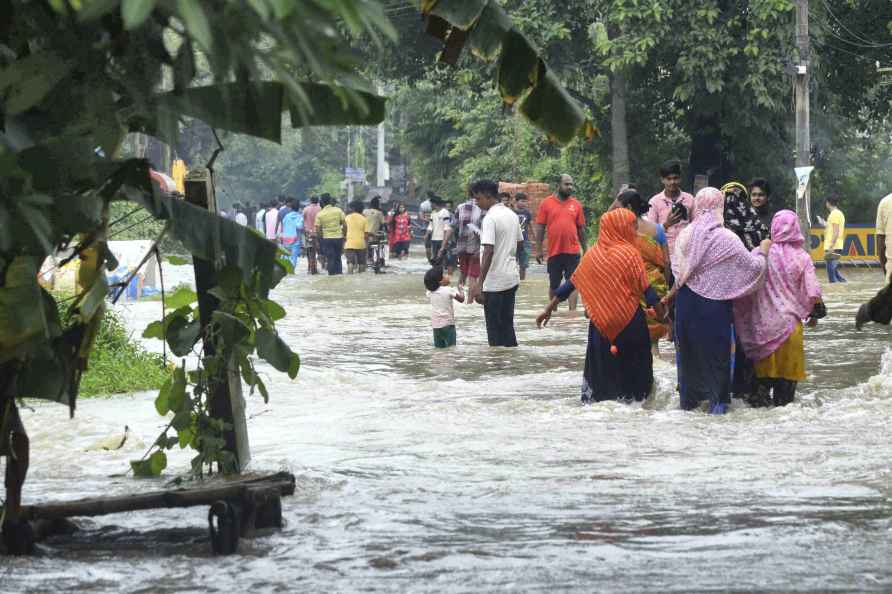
[536,209,665,403]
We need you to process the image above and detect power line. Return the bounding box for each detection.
[818,0,892,48]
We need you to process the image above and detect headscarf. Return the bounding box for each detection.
[571,209,649,345]
[733,211,822,361]
[671,187,767,301]
[722,181,769,250]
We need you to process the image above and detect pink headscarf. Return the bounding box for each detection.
[733,210,822,361]
[672,187,767,301]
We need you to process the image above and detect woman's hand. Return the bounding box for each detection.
[807,316,818,328]
[759,239,773,255]
[536,308,553,328]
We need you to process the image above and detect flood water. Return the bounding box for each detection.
[4,255,892,593]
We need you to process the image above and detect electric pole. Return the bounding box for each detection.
[795,0,811,233]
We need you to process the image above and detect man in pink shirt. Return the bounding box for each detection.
[646,160,695,258]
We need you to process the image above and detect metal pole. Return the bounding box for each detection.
[795,0,811,233]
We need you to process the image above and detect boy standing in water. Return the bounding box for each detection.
[513,192,533,281]
[425,266,464,348]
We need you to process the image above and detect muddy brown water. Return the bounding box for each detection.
[4,258,892,592]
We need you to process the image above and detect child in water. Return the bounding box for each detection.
[424,266,464,348]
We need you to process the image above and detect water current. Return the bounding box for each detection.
[3,254,892,592]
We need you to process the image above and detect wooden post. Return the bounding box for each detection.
[795,0,812,234]
[184,168,251,471]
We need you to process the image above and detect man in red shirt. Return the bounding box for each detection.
[534,174,587,311]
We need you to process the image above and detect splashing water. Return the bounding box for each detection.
[5,258,892,592]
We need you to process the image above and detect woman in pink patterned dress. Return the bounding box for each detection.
[669,187,771,414]
[733,210,823,407]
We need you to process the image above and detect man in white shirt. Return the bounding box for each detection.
[428,195,452,265]
[468,179,523,347]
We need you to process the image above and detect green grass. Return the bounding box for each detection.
[79,308,169,398]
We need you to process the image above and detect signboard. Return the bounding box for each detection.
[344,167,366,182]
[808,224,877,263]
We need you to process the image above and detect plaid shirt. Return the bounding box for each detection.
[453,199,483,255]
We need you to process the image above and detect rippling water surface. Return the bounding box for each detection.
[5,255,892,593]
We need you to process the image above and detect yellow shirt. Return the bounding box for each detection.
[345,213,369,249]
[825,208,845,252]
[316,205,345,239]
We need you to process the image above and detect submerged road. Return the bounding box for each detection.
[5,256,892,592]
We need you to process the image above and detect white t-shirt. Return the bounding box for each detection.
[235,212,248,226]
[427,286,456,329]
[431,208,452,241]
[876,193,892,278]
[480,203,522,292]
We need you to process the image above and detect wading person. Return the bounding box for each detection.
[513,192,533,281]
[647,160,695,261]
[721,181,770,400]
[734,211,823,407]
[468,179,523,347]
[303,196,321,274]
[424,265,465,348]
[280,199,304,271]
[428,195,452,266]
[749,178,774,232]
[669,187,770,414]
[363,196,386,272]
[316,194,346,275]
[453,191,483,292]
[537,209,664,403]
[875,192,892,281]
[823,197,847,284]
[534,174,586,311]
[611,187,671,352]
[390,202,412,259]
[344,201,369,274]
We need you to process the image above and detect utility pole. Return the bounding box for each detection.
[795,0,811,233]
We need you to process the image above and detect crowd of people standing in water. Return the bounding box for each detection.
[220,193,416,276]
[219,159,836,415]
[425,162,828,415]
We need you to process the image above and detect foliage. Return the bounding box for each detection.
[76,306,168,398]
[0,0,392,478]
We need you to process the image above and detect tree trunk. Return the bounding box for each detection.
[610,69,630,195]
[688,112,725,188]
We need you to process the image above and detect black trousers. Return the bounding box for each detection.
[483,285,518,347]
[321,238,343,275]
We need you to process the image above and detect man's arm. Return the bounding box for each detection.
[534,223,546,263]
[879,234,887,272]
[479,244,494,287]
[577,225,587,252]
[439,226,453,256]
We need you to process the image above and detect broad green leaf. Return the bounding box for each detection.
[122,0,156,30]
[142,306,191,339]
[518,70,596,144]
[168,366,187,412]
[287,83,386,129]
[165,255,190,266]
[165,286,198,310]
[211,311,251,346]
[427,0,487,30]
[497,30,540,105]
[0,52,73,115]
[176,0,213,52]
[131,450,167,477]
[262,299,286,322]
[467,1,512,61]
[121,168,284,294]
[178,426,194,448]
[256,328,299,379]
[155,376,172,415]
[157,82,283,144]
[166,316,201,357]
[76,274,108,322]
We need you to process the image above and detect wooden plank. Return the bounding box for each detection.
[22,472,294,521]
